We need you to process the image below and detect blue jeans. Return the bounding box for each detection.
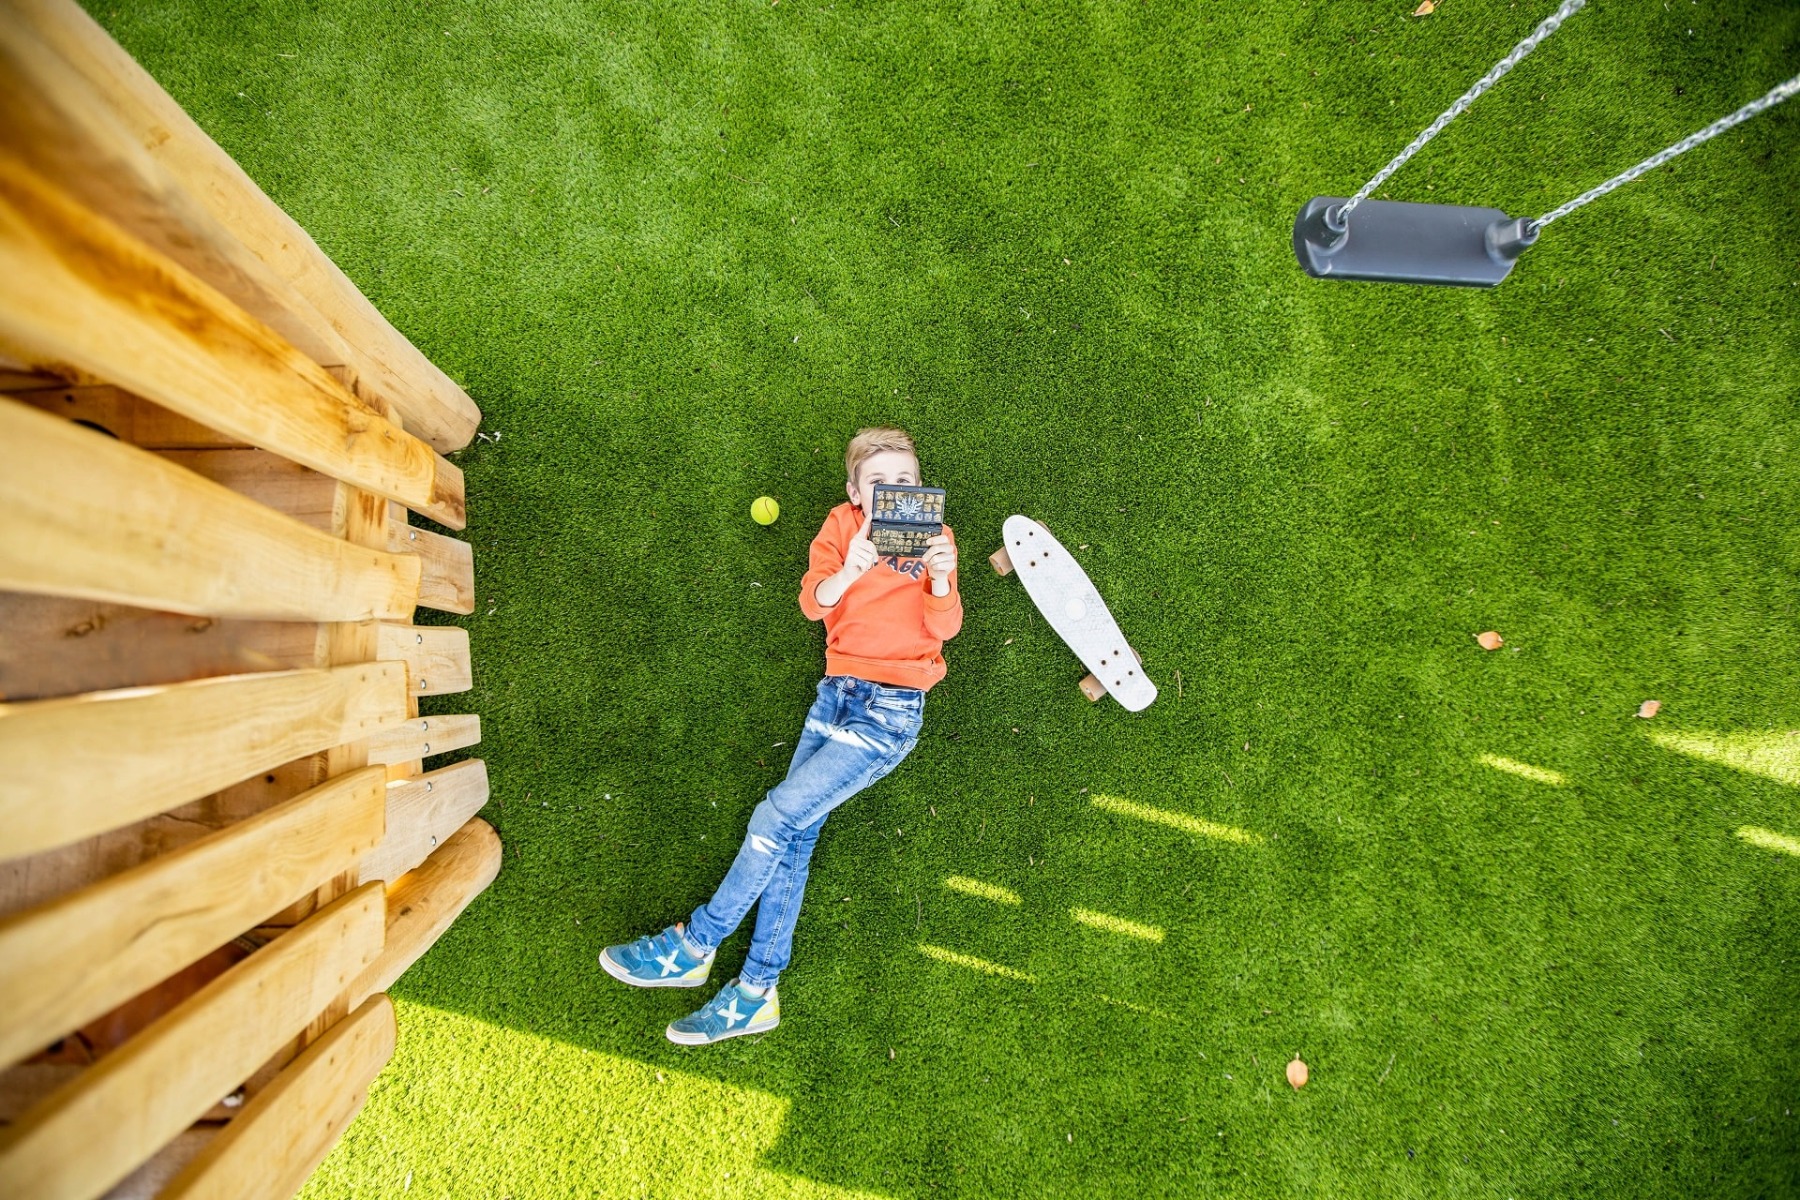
[687,675,924,988]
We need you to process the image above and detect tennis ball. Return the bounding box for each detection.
[751,496,780,525]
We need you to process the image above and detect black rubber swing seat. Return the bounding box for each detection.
[1292,196,1538,288]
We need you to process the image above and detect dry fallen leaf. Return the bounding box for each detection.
[1476,631,1504,651]
[1637,699,1662,719]
[1288,1056,1310,1089]
[1412,0,1436,15]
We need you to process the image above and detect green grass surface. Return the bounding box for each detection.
[99,0,1800,1194]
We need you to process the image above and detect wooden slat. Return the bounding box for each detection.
[0,755,340,928]
[357,761,490,886]
[0,399,422,621]
[100,1129,215,1200]
[376,624,473,696]
[0,592,319,703]
[350,818,501,1004]
[387,517,476,615]
[0,811,216,918]
[0,755,338,923]
[0,161,467,529]
[11,0,482,454]
[0,348,66,391]
[10,384,245,448]
[0,885,385,1200]
[157,449,341,533]
[0,663,407,858]
[366,713,482,765]
[0,1063,81,1123]
[0,18,349,369]
[158,995,395,1200]
[0,767,385,1070]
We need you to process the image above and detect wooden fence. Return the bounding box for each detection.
[0,1,499,1195]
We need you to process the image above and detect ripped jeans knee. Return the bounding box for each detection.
[743,798,807,858]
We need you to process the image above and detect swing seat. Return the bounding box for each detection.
[1292,196,1537,288]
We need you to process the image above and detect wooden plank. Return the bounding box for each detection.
[5,385,239,448]
[387,517,476,615]
[156,449,340,533]
[350,818,501,1003]
[357,761,489,887]
[0,767,385,1070]
[0,592,320,703]
[158,995,395,1200]
[0,1063,81,1123]
[0,162,467,529]
[0,757,348,914]
[0,663,407,858]
[0,18,349,369]
[376,624,473,696]
[0,810,234,919]
[0,399,422,621]
[10,0,482,454]
[0,885,384,1200]
[100,1129,215,1200]
[0,348,66,391]
[366,713,482,765]
[80,940,255,1065]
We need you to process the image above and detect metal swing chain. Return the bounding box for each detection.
[1330,0,1588,231]
[1530,72,1800,230]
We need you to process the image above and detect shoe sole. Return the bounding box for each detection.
[665,1013,780,1045]
[598,946,711,989]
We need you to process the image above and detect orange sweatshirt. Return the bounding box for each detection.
[797,502,964,690]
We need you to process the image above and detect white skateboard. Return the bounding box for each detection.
[990,515,1156,711]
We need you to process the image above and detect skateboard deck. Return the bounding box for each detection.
[997,515,1156,712]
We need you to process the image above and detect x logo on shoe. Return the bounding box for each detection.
[720,997,745,1027]
[655,950,681,977]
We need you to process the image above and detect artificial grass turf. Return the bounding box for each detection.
[92,0,1800,1194]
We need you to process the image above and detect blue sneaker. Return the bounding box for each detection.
[666,979,780,1045]
[599,924,714,988]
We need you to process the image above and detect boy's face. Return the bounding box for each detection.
[848,449,921,511]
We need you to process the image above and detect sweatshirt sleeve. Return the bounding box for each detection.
[922,524,964,641]
[798,508,850,622]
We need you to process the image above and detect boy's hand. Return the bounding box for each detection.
[841,513,879,579]
[922,533,957,585]
[813,515,879,611]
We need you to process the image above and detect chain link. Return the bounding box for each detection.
[1331,0,1588,230]
[1530,73,1800,229]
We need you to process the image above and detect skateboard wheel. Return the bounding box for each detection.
[1079,673,1107,703]
[989,546,1015,576]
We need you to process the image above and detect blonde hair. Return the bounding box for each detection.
[844,426,918,486]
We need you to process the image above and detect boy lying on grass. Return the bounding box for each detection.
[601,426,962,1044]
